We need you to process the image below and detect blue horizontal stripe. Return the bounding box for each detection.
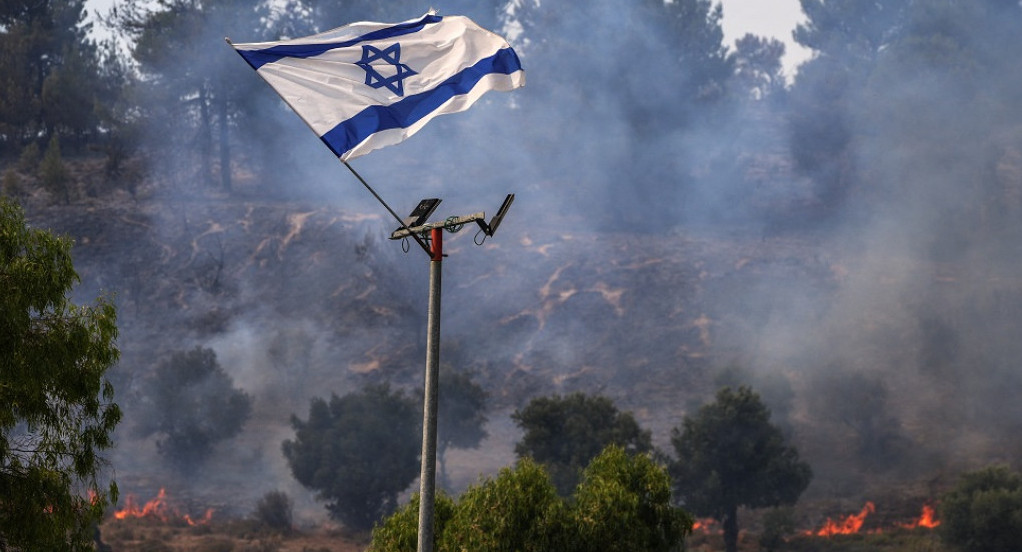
[319,47,522,159]
[237,13,442,71]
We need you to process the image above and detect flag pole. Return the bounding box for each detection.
[387,206,511,552]
[417,227,443,552]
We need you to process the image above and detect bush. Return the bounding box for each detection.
[252,491,294,534]
[370,493,457,552]
[368,446,691,552]
[571,446,692,552]
[439,458,569,552]
[941,465,1022,552]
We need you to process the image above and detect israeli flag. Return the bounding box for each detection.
[229,12,524,161]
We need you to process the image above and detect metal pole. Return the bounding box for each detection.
[417,227,442,552]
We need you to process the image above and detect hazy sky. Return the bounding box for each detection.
[85,0,812,75]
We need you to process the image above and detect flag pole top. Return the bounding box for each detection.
[389,194,515,243]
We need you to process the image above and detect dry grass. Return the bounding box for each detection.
[99,518,366,552]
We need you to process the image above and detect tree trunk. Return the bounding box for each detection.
[723,504,739,552]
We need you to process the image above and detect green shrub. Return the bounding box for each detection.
[369,446,691,552]
[439,458,569,552]
[252,491,294,534]
[369,492,456,552]
[941,465,1022,552]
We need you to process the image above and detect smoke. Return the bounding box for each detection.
[52,0,1022,524]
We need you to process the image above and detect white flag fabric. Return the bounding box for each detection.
[230,12,524,161]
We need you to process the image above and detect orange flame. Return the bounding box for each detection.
[692,518,717,532]
[113,488,214,525]
[808,502,876,536]
[184,509,215,526]
[899,504,940,529]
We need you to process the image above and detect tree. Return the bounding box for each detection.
[671,386,811,552]
[656,0,732,105]
[437,368,489,490]
[111,0,271,191]
[794,0,910,65]
[731,34,786,102]
[369,446,692,552]
[135,346,252,469]
[0,198,121,551]
[512,392,653,495]
[283,383,420,531]
[940,465,1022,552]
[0,0,105,147]
[786,0,912,210]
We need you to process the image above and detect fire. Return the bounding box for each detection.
[899,504,940,529]
[808,502,875,536]
[691,517,719,534]
[113,488,214,526]
[802,501,941,537]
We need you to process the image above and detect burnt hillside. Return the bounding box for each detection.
[9,152,1022,524]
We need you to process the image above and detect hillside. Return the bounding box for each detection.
[5,152,1017,548]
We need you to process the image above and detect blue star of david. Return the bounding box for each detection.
[356,43,417,97]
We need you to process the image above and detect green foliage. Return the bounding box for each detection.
[940,465,1022,552]
[370,492,457,552]
[283,383,420,532]
[572,446,693,552]
[512,392,653,495]
[252,490,294,534]
[0,198,121,551]
[135,346,252,469]
[39,134,72,204]
[0,0,105,147]
[369,447,691,552]
[672,385,811,552]
[439,457,569,552]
